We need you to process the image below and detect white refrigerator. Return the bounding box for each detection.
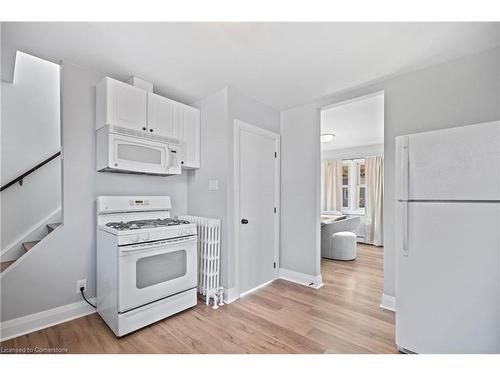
[395,120,500,354]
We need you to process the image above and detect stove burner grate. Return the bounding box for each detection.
[105,218,190,231]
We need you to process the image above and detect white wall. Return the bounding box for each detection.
[280,47,500,299]
[0,61,188,322]
[321,143,384,160]
[280,104,321,277]
[188,87,280,297]
[187,88,230,287]
[1,52,62,256]
[1,52,60,182]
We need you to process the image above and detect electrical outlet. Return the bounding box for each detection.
[77,279,87,294]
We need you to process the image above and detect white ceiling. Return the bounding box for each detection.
[321,92,384,151]
[2,22,499,110]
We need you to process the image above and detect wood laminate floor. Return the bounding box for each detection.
[0,244,397,354]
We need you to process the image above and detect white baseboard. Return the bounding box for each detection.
[279,268,323,289]
[239,280,274,298]
[222,269,324,304]
[380,293,396,312]
[223,287,239,304]
[0,297,96,342]
[1,208,61,262]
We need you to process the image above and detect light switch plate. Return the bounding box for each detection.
[208,179,219,191]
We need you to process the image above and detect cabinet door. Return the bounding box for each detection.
[179,105,200,169]
[105,77,147,131]
[147,93,180,139]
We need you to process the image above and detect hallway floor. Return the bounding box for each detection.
[1,244,397,354]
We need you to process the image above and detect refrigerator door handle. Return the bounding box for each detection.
[401,137,409,200]
[402,202,409,254]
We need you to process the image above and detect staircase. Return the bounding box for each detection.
[0,222,61,273]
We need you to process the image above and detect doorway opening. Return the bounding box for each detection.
[319,91,384,273]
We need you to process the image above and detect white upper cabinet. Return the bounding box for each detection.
[96,76,201,169]
[179,105,201,169]
[96,77,147,131]
[147,93,179,139]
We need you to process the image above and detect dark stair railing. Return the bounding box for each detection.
[1,151,61,192]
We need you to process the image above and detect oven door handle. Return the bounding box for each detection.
[119,236,197,255]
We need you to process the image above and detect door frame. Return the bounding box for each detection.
[234,119,280,298]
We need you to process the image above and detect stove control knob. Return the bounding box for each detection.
[130,235,139,243]
[140,233,150,241]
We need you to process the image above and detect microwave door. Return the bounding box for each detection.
[111,135,169,174]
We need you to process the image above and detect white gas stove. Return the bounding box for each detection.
[96,196,198,337]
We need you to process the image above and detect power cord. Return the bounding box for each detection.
[80,287,96,309]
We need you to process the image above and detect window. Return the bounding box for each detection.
[341,159,366,213]
[357,161,366,209]
[342,163,349,208]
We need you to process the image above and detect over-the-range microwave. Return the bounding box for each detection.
[96,125,181,176]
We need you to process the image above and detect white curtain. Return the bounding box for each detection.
[321,159,342,212]
[365,156,384,246]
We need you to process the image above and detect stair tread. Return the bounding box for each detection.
[47,222,61,232]
[22,241,40,251]
[0,261,15,272]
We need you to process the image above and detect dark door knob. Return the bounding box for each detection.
[241,219,248,224]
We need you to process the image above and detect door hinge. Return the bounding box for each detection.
[274,207,277,213]
[274,152,277,158]
[273,262,276,269]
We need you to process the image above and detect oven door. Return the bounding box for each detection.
[109,133,171,175]
[118,236,197,312]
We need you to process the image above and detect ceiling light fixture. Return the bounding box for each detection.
[320,133,335,143]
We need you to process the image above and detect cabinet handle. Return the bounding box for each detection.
[142,127,146,131]
[150,129,153,133]
[181,161,184,165]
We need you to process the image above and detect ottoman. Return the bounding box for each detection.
[330,231,357,260]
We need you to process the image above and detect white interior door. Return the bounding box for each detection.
[236,120,279,295]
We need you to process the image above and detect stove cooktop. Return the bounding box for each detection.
[105,218,191,231]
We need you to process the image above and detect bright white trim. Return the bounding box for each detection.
[380,293,396,312]
[321,143,384,161]
[0,297,96,342]
[239,280,274,298]
[0,207,61,262]
[279,268,323,289]
[233,119,280,298]
[320,90,385,111]
[223,287,239,304]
